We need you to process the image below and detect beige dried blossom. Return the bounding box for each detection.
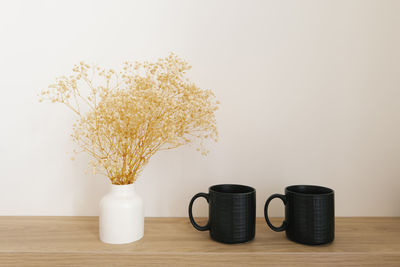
[40,53,218,185]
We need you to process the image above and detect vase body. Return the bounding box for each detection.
[99,183,144,244]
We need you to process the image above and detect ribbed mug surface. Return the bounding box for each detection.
[285,185,334,245]
[264,185,334,245]
[209,184,256,244]
[189,184,256,244]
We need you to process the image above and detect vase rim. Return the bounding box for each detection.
[110,183,135,193]
[111,183,135,186]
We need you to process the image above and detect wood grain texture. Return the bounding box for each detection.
[0,217,399,266]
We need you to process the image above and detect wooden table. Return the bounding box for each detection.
[0,217,399,266]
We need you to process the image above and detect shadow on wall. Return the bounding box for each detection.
[71,155,109,216]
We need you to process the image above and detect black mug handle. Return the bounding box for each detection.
[188,193,210,231]
[264,194,288,232]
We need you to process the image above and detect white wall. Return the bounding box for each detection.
[0,0,399,217]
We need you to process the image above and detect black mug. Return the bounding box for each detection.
[189,184,256,244]
[264,185,334,245]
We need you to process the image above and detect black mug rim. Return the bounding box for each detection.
[286,185,334,196]
[209,184,255,195]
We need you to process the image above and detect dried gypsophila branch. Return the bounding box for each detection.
[39,53,219,185]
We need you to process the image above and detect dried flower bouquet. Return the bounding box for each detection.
[40,54,218,185]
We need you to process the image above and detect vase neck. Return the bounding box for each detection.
[110,183,135,195]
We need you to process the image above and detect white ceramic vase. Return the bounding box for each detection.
[99,183,144,244]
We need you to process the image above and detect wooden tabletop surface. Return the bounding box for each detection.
[0,217,399,266]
